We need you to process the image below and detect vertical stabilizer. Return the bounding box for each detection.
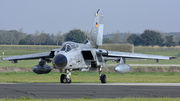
[88,9,104,48]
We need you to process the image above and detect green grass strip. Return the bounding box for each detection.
[1,72,180,83]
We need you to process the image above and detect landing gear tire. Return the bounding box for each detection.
[100,74,106,83]
[60,74,66,83]
[60,74,71,84]
[67,78,71,84]
[64,78,71,84]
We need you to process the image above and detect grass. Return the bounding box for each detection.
[1,72,180,83]
[0,49,47,56]
[1,97,180,101]
[0,45,60,51]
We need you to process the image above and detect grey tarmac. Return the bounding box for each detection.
[1,83,180,99]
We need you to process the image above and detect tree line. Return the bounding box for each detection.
[127,30,176,47]
[103,30,180,47]
[0,28,180,47]
[0,29,86,45]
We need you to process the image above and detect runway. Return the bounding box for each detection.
[1,83,180,99]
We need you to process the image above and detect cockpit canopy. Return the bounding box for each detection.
[60,42,79,52]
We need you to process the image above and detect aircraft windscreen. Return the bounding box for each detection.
[67,45,71,52]
[60,42,79,52]
[69,43,78,49]
[61,45,66,51]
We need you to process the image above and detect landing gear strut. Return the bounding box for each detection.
[60,69,71,83]
[98,67,106,83]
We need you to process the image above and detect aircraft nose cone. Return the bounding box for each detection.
[53,54,67,69]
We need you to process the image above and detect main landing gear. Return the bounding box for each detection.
[60,68,106,84]
[60,69,71,83]
[98,67,106,83]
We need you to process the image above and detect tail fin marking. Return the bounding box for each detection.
[88,9,104,48]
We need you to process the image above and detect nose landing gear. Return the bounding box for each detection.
[60,69,71,84]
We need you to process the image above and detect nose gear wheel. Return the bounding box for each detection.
[60,74,71,84]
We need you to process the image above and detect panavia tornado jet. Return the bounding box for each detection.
[2,9,176,83]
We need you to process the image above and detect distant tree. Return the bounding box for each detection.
[0,30,11,44]
[140,30,164,46]
[160,32,166,46]
[27,34,34,45]
[127,34,143,46]
[134,36,143,46]
[123,31,131,43]
[84,30,90,37]
[33,30,40,45]
[103,38,111,44]
[8,30,25,45]
[127,34,138,44]
[38,31,50,45]
[49,33,55,45]
[0,31,5,44]
[22,34,34,45]
[18,39,28,45]
[8,31,15,45]
[16,28,26,45]
[65,29,86,43]
[165,35,176,47]
[175,33,180,45]
[55,31,63,46]
[111,30,121,44]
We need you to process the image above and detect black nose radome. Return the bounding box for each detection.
[53,54,67,69]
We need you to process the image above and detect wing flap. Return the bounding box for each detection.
[2,52,52,61]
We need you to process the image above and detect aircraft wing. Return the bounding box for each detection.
[107,51,175,60]
[99,50,176,60]
[2,52,53,61]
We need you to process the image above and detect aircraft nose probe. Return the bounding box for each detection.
[53,54,67,69]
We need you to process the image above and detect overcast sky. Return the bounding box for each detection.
[0,0,180,35]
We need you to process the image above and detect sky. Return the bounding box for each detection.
[0,0,180,35]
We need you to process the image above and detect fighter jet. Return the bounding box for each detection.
[2,9,176,83]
